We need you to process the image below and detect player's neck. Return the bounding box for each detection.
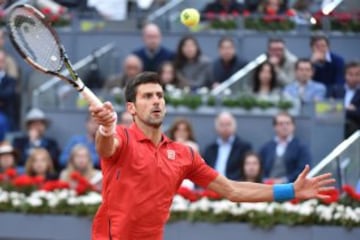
[136,121,162,145]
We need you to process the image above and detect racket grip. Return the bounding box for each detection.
[81,87,103,107]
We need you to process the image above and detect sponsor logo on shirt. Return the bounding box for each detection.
[167,149,176,160]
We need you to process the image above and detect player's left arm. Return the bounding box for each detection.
[207,165,335,202]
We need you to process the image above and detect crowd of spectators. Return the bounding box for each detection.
[0,1,359,193]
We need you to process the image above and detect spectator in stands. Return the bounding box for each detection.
[174,35,211,90]
[292,0,313,25]
[202,0,244,19]
[12,108,60,168]
[167,117,199,189]
[105,54,143,92]
[157,61,188,90]
[118,111,133,128]
[208,36,247,89]
[257,0,288,15]
[244,0,261,13]
[259,112,312,183]
[60,115,99,169]
[328,61,360,137]
[203,112,252,180]
[60,144,102,189]
[133,23,174,72]
[310,34,345,89]
[252,61,281,101]
[267,38,297,86]
[0,29,20,80]
[283,58,326,103]
[0,112,9,142]
[0,142,17,173]
[0,50,17,130]
[240,151,262,183]
[25,148,57,180]
[167,117,199,151]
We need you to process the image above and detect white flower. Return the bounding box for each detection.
[171,195,189,212]
[196,87,209,95]
[165,84,175,93]
[79,192,102,205]
[26,197,42,207]
[67,197,80,205]
[0,191,9,203]
[48,198,59,208]
[11,198,22,207]
[223,88,232,96]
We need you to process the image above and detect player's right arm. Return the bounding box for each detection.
[89,102,121,158]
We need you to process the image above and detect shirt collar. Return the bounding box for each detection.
[217,135,235,145]
[325,52,331,62]
[274,135,293,144]
[129,123,171,144]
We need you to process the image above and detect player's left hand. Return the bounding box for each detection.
[294,165,336,200]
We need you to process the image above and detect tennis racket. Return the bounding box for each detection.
[6,4,102,107]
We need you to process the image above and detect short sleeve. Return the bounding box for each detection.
[185,150,218,188]
[101,125,126,162]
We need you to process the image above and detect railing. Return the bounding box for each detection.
[147,0,185,22]
[211,54,267,96]
[31,43,115,108]
[308,130,360,190]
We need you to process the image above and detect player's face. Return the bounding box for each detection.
[129,83,166,128]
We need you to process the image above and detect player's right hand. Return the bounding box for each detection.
[89,101,117,127]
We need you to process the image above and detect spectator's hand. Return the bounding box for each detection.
[311,51,325,63]
[346,104,356,111]
[294,165,335,200]
[269,56,280,67]
[28,128,41,143]
[89,101,117,128]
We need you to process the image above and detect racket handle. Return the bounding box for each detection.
[81,87,103,107]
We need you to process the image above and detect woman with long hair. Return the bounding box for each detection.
[240,152,263,183]
[25,148,57,180]
[157,61,188,90]
[252,61,281,101]
[60,144,101,188]
[167,117,199,152]
[173,35,211,90]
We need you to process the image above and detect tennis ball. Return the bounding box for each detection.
[180,8,200,27]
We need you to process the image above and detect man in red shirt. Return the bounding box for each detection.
[89,72,334,240]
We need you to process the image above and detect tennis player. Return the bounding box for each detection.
[89,72,335,240]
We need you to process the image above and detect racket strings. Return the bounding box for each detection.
[8,8,62,72]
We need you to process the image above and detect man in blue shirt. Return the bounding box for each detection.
[133,23,174,72]
[284,59,326,103]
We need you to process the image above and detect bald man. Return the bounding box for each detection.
[105,54,143,91]
[203,112,252,181]
[132,23,174,72]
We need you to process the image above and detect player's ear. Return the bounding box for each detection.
[126,102,136,115]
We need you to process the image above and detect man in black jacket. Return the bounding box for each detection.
[203,112,252,180]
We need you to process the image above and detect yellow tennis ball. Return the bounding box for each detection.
[180,8,200,27]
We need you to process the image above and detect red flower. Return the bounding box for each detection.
[243,10,251,17]
[0,173,4,182]
[266,7,277,16]
[177,187,199,202]
[58,7,66,15]
[201,189,221,200]
[5,168,17,178]
[12,175,35,187]
[50,15,59,22]
[219,11,227,17]
[290,198,300,204]
[263,15,276,23]
[41,180,70,191]
[319,188,339,204]
[33,176,45,185]
[41,7,52,15]
[334,12,352,22]
[286,9,296,17]
[70,171,82,181]
[205,11,216,20]
[342,185,360,201]
[231,11,240,17]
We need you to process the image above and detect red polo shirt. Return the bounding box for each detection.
[92,124,218,240]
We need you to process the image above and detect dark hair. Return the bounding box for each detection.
[167,117,196,142]
[124,72,161,103]
[157,61,187,89]
[295,58,313,70]
[345,61,360,72]
[240,151,262,183]
[174,35,201,69]
[267,37,285,47]
[218,36,235,48]
[272,112,295,126]
[310,34,329,47]
[252,61,277,93]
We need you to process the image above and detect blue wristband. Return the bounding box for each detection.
[273,183,295,202]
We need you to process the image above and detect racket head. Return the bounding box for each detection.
[6,4,64,74]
